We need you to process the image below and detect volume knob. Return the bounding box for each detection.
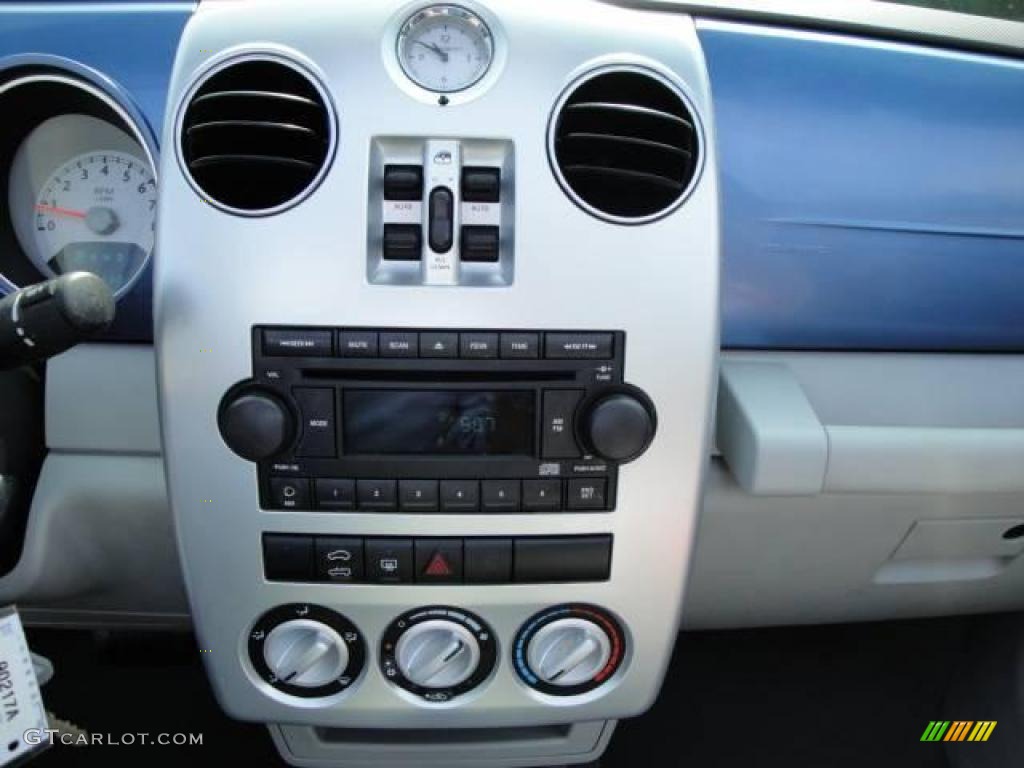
[580,387,656,463]
[218,388,293,461]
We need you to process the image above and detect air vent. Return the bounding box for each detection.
[549,68,700,223]
[179,57,334,214]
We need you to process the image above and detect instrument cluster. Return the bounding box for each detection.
[0,70,156,302]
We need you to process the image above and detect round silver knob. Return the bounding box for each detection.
[263,619,350,688]
[395,619,481,689]
[527,617,612,687]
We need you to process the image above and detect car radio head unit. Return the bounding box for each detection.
[218,326,656,515]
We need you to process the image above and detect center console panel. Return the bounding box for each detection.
[155,0,717,763]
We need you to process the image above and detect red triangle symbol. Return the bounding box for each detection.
[424,552,452,577]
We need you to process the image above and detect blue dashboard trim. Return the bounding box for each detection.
[698,20,1024,351]
[0,2,192,341]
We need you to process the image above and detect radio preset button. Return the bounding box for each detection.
[500,332,539,359]
[400,480,439,512]
[541,389,584,459]
[566,478,608,511]
[545,333,613,360]
[380,331,418,358]
[263,328,333,357]
[523,479,562,512]
[315,537,364,583]
[366,539,413,583]
[269,477,311,510]
[460,332,498,359]
[293,387,336,458]
[440,480,480,512]
[482,480,521,512]
[338,331,378,358]
[316,478,355,510]
[357,479,398,511]
[420,332,458,358]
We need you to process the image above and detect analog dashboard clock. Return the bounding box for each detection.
[397,4,494,93]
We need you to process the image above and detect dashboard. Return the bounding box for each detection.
[0,1,1023,766]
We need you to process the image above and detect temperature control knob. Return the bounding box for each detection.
[513,605,626,696]
[381,607,497,702]
[578,386,656,463]
[249,604,365,698]
[218,386,293,461]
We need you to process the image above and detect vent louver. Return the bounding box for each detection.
[550,68,700,222]
[179,58,333,214]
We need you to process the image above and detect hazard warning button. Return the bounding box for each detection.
[414,539,464,584]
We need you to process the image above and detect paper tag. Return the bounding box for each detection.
[0,607,48,767]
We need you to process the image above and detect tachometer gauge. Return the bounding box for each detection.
[398,5,494,93]
[32,150,156,295]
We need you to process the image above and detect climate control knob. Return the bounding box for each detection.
[248,604,366,698]
[218,387,293,461]
[578,386,656,463]
[381,607,497,702]
[513,605,626,696]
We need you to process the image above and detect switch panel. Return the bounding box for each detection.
[369,137,514,286]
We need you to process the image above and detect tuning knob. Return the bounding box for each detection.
[513,605,626,696]
[218,387,293,461]
[248,604,365,698]
[381,607,497,702]
[579,386,656,463]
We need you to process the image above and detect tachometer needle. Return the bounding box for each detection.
[35,204,86,219]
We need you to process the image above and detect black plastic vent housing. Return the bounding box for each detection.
[550,69,699,222]
[179,58,332,214]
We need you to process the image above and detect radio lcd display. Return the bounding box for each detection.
[343,390,535,455]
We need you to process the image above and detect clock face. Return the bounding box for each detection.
[397,5,494,93]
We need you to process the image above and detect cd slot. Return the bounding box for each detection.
[301,368,574,383]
